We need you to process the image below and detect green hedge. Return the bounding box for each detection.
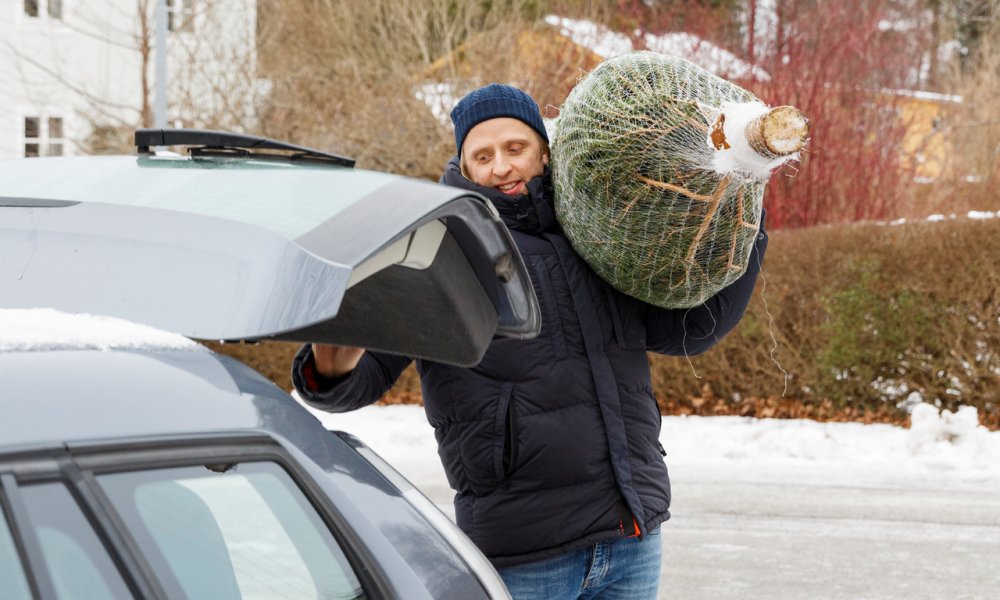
[212,217,1000,430]
[649,217,1000,428]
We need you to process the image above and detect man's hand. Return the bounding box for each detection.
[312,344,365,378]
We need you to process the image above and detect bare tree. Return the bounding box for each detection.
[939,5,1000,190]
[254,0,542,179]
[3,0,259,155]
[745,0,937,227]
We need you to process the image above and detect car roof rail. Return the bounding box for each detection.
[135,128,356,168]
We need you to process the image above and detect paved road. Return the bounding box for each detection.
[659,479,1000,599]
[421,475,1000,599]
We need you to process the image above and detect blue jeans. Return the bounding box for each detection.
[497,527,662,600]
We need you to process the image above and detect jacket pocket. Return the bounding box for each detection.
[492,383,517,485]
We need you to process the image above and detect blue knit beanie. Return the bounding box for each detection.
[450,83,549,154]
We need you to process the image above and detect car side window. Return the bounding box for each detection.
[19,483,134,599]
[98,461,365,600]
[0,505,32,600]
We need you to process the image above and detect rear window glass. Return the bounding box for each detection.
[19,483,134,599]
[0,506,32,600]
[98,462,365,600]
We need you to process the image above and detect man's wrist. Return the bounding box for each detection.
[302,353,351,392]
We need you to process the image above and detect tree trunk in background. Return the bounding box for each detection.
[927,0,940,89]
[138,0,152,128]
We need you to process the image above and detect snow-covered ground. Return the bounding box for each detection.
[303,402,1000,495]
[543,15,771,81]
[304,402,1000,599]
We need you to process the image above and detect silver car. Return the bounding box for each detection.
[0,130,542,599]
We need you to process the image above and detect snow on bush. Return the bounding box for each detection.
[909,403,987,450]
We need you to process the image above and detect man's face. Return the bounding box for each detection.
[461,118,549,197]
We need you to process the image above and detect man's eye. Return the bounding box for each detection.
[509,146,523,154]
[476,154,490,163]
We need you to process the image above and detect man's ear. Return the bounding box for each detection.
[542,151,550,166]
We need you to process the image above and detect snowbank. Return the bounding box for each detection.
[301,402,1000,495]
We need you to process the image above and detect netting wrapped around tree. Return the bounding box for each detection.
[553,51,808,309]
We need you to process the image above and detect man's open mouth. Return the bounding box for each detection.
[497,181,522,194]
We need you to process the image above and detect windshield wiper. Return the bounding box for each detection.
[135,128,356,168]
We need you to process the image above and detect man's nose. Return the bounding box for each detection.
[493,156,511,176]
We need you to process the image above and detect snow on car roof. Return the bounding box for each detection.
[0,308,205,352]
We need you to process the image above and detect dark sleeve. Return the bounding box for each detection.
[291,344,413,413]
[644,218,768,357]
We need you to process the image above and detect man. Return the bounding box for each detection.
[293,83,767,599]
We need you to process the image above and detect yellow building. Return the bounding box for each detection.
[892,89,963,183]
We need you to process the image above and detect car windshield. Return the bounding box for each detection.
[97,462,365,600]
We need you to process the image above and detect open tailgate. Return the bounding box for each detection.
[0,155,540,366]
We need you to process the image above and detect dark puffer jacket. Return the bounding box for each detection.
[293,157,767,567]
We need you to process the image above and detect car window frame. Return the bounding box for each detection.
[0,433,394,600]
[0,472,54,599]
[13,478,138,599]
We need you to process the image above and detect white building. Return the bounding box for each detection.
[0,0,257,160]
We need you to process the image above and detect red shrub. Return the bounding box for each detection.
[740,0,934,228]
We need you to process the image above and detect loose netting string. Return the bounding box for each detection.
[553,51,806,309]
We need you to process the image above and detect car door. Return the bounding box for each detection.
[0,437,456,599]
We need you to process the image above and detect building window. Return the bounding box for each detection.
[48,117,64,156]
[24,0,62,19]
[24,117,40,157]
[24,115,65,157]
[166,0,195,32]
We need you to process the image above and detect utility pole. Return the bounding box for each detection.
[154,0,168,129]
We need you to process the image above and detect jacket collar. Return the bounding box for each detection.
[441,156,557,235]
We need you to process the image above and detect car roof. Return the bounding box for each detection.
[0,310,313,451]
[0,143,540,366]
